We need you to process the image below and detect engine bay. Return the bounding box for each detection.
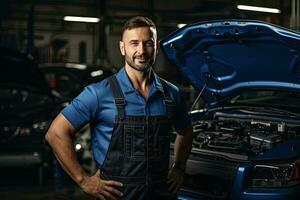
[192,117,300,156]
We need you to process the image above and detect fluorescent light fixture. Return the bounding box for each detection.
[64,16,100,23]
[66,63,87,70]
[91,70,103,77]
[237,5,281,14]
[177,23,187,28]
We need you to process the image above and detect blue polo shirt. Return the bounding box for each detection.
[61,67,191,167]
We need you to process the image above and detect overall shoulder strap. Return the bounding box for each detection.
[159,78,174,118]
[107,75,126,120]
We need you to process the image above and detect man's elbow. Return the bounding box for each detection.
[45,128,58,145]
[183,124,193,138]
[44,114,75,145]
[45,122,62,145]
[183,124,193,147]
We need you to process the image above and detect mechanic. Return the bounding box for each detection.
[45,16,193,200]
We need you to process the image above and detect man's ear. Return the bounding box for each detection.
[120,41,125,56]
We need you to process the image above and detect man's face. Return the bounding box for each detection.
[120,26,157,72]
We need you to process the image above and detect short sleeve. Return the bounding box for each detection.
[61,85,98,130]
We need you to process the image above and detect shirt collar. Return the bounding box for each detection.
[115,67,164,95]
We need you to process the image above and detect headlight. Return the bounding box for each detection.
[251,160,300,187]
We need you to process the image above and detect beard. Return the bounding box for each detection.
[124,52,155,73]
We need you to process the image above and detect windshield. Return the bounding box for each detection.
[226,90,300,109]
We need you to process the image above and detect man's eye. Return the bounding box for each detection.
[146,42,154,46]
[130,42,139,46]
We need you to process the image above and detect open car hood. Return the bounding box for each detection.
[160,20,300,106]
[0,47,51,94]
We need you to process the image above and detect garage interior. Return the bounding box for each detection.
[1,0,300,200]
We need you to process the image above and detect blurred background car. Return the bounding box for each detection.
[39,63,114,100]
[0,47,65,185]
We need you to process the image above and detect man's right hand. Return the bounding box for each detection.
[80,170,124,200]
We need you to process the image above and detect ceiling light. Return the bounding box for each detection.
[237,5,281,14]
[64,16,100,23]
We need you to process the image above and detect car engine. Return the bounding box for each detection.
[192,118,300,156]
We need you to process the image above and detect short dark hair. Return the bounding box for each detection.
[122,16,156,39]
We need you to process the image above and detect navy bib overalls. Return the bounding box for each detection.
[99,75,177,199]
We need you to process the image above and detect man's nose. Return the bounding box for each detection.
[137,43,146,54]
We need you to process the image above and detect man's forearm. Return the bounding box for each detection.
[173,124,193,171]
[47,131,86,185]
[45,115,87,186]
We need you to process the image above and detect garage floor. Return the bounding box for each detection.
[0,167,94,200]
[0,186,93,200]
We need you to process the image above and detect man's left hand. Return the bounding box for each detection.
[167,167,184,194]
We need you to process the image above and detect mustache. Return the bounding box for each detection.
[134,54,148,59]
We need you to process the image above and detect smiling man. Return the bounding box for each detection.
[45,16,193,200]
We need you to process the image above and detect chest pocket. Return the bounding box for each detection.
[124,125,145,160]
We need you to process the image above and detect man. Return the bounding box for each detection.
[45,16,193,200]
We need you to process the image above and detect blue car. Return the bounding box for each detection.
[161,20,300,200]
